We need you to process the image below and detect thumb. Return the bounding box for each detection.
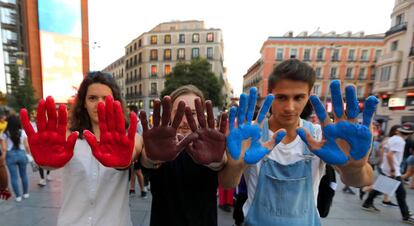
[263,129,286,151]
[65,131,79,153]
[177,132,199,151]
[296,127,324,151]
[83,130,99,153]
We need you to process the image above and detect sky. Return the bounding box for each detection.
[88,0,394,96]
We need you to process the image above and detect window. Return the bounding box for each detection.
[151,83,157,95]
[359,67,366,79]
[207,47,213,59]
[396,13,404,25]
[138,39,142,47]
[179,34,185,43]
[380,66,391,81]
[313,84,321,96]
[150,49,158,61]
[356,85,364,98]
[134,85,137,94]
[134,43,137,50]
[276,48,284,60]
[192,48,199,59]
[192,33,199,43]
[138,67,142,79]
[139,100,143,109]
[207,32,214,42]
[317,48,324,60]
[332,49,339,61]
[134,55,137,65]
[164,49,171,60]
[138,52,142,63]
[165,64,171,75]
[178,48,185,60]
[138,84,142,94]
[346,67,353,79]
[391,41,398,51]
[290,49,297,58]
[1,8,16,25]
[151,65,157,76]
[375,49,382,61]
[164,34,171,44]
[348,49,355,61]
[315,67,322,78]
[361,50,368,61]
[303,49,310,61]
[330,67,337,78]
[150,35,157,44]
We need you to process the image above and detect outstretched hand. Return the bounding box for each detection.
[184,98,227,165]
[297,80,379,166]
[83,96,137,168]
[20,96,78,168]
[140,96,193,162]
[226,87,286,165]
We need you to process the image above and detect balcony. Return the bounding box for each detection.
[403,77,414,87]
[377,51,402,65]
[372,80,398,93]
[385,22,407,37]
[409,47,414,57]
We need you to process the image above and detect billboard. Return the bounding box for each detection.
[38,0,83,103]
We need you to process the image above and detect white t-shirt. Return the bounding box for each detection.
[57,139,132,226]
[381,135,405,177]
[243,119,325,216]
[1,130,27,151]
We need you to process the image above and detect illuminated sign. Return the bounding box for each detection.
[388,97,406,107]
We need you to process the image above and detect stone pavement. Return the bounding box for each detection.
[0,168,413,225]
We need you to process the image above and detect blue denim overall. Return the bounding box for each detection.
[244,120,321,226]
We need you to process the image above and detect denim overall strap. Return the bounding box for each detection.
[244,120,321,226]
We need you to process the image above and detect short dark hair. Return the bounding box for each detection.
[69,71,126,138]
[268,59,316,93]
[128,105,138,114]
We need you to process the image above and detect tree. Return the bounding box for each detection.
[7,64,37,113]
[161,58,223,106]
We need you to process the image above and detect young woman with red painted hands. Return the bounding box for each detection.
[20,72,142,226]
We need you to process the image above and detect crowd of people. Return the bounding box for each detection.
[0,59,413,226]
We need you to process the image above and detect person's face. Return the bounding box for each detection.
[270,79,310,128]
[84,83,113,125]
[171,93,198,135]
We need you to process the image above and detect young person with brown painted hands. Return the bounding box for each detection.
[219,59,379,226]
[139,85,227,226]
[19,72,142,226]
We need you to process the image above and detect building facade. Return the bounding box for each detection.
[374,0,414,129]
[103,56,125,98]
[121,20,225,113]
[243,31,384,114]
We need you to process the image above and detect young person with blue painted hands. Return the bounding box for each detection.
[219,59,379,226]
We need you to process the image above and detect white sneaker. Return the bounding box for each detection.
[23,194,29,199]
[46,175,53,181]
[15,197,22,202]
[38,179,46,186]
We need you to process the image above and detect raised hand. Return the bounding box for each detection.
[226,87,286,165]
[297,80,379,166]
[140,96,192,162]
[184,98,227,165]
[0,188,11,200]
[20,96,78,168]
[83,96,137,168]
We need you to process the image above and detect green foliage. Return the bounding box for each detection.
[7,65,37,113]
[161,58,223,106]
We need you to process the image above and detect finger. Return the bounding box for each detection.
[229,106,237,131]
[177,132,199,151]
[345,85,359,120]
[362,96,379,127]
[296,127,311,147]
[256,94,274,125]
[263,129,286,150]
[309,95,330,126]
[219,112,228,134]
[57,105,68,137]
[20,109,35,138]
[172,101,185,129]
[83,129,99,153]
[139,111,149,132]
[36,99,47,132]
[185,106,198,132]
[246,87,257,123]
[206,100,215,129]
[97,102,107,135]
[238,93,248,127]
[64,131,79,153]
[46,96,57,131]
[128,112,137,142]
[195,98,207,128]
[296,127,325,150]
[161,96,172,126]
[105,96,115,132]
[114,101,126,134]
[330,80,344,120]
[153,99,161,127]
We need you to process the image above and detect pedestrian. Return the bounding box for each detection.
[139,85,227,226]
[362,124,414,224]
[220,59,379,226]
[0,139,11,200]
[20,71,142,226]
[1,114,30,202]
